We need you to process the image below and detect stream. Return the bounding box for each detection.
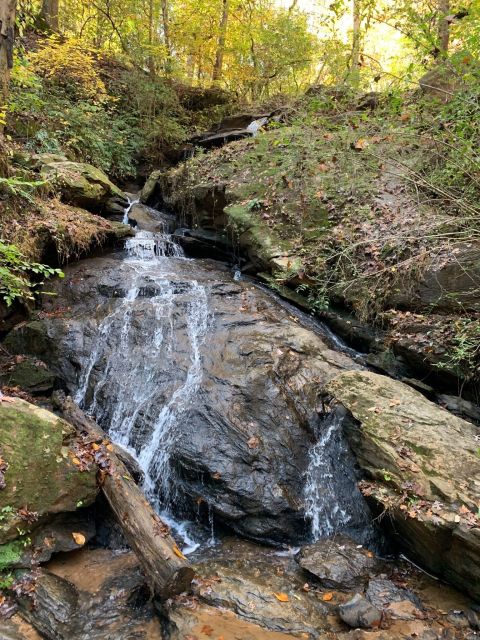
[3,203,477,640]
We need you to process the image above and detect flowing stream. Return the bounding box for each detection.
[74,226,210,551]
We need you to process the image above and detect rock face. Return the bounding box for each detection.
[5,253,368,543]
[297,536,383,590]
[190,539,330,637]
[17,549,162,640]
[0,398,98,546]
[388,242,480,313]
[325,370,480,601]
[41,161,128,215]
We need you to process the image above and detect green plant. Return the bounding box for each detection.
[0,506,14,523]
[0,240,63,307]
[0,176,46,203]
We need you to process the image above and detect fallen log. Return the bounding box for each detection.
[53,392,194,600]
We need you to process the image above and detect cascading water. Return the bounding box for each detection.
[122,196,140,224]
[74,225,210,552]
[304,410,375,544]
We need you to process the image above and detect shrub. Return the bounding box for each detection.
[0,241,63,307]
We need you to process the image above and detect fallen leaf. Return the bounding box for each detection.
[274,592,289,602]
[172,543,187,560]
[200,625,214,636]
[322,592,334,601]
[72,532,86,545]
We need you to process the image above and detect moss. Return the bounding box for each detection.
[0,399,97,544]
[0,540,24,571]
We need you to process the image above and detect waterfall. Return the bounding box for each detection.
[122,196,140,224]
[74,229,209,552]
[304,410,374,544]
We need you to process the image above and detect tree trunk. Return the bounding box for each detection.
[148,0,156,77]
[53,393,194,601]
[0,0,16,137]
[212,0,229,83]
[350,0,361,84]
[40,0,59,31]
[161,0,172,72]
[437,0,450,56]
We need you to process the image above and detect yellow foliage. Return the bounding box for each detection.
[29,36,106,102]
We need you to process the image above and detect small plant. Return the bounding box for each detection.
[0,240,63,307]
[0,506,14,523]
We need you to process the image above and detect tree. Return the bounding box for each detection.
[40,0,59,31]
[437,0,450,56]
[212,0,229,83]
[0,0,16,135]
[350,0,361,83]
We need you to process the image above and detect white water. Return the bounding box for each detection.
[122,196,140,224]
[304,411,374,543]
[74,229,210,552]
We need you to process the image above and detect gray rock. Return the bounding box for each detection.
[297,536,382,590]
[9,256,369,543]
[338,593,382,629]
[326,370,480,601]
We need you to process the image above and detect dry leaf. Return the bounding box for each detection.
[72,532,86,545]
[172,543,187,560]
[322,592,334,601]
[71,457,81,466]
[200,625,214,636]
[274,592,289,602]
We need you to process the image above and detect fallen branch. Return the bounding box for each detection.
[52,391,194,600]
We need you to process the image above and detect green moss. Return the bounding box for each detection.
[0,399,98,544]
[0,540,24,571]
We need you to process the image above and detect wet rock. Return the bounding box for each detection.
[17,570,79,639]
[192,539,330,637]
[338,593,382,629]
[466,606,480,630]
[165,601,300,640]
[7,511,95,569]
[325,370,480,600]
[40,161,128,215]
[9,256,368,543]
[18,549,163,640]
[0,398,98,546]
[366,578,423,621]
[297,536,383,590]
[0,614,42,639]
[128,203,175,233]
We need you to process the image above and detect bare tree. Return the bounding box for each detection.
[212,0,229,83]
[0,0,16,136]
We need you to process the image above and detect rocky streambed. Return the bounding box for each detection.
[0,203,480,639]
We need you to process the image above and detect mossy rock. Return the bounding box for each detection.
[0,357,56,395]
[325,370,480,600]
[0,398,98,545]
[41,161,128,215]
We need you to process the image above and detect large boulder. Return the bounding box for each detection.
[0,398,98,547]
[325,370,480,601]
[40,161,128,215]
[297,536,383,590]
[5,255,368,543]
[17,549,162,639]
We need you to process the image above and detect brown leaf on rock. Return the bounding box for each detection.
[274,592,289,602]
[72,532,86,546]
